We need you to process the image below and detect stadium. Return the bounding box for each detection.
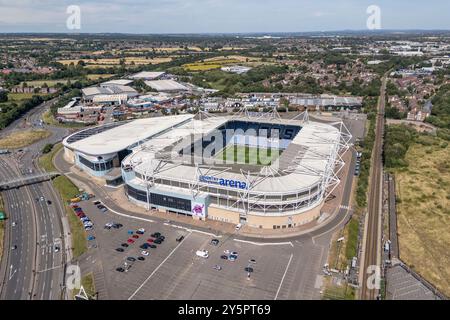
[62,110,351,229]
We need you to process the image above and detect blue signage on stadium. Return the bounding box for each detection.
[199,175,247,190]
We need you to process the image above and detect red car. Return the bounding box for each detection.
[147,238,154,243]
[127,239,135,244]
[132,235,139,239]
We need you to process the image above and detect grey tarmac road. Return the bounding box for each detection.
[0,96,69,300]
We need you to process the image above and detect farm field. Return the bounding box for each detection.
[394,137,450,297]
[183,58,241,71]
[7,93,48,101]
[57,57,172,66]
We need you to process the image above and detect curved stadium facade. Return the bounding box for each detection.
[62,112,351,229]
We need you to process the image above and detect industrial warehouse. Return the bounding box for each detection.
[62,111,351,229]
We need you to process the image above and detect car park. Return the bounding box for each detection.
[116,248,124,252]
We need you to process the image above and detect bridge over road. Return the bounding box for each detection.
[0,172,60,190]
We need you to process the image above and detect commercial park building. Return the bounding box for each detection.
[62,112,351,229]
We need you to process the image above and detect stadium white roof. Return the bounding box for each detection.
[63,114,194,155]
[144,80,189,92]
[122,115,342,193]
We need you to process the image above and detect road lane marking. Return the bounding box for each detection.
[128,232,192,300]
[274,253,294,300]
[234,239,293,247]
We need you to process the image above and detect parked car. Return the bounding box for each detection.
[126,257,136,262]
[132,235,139,239]
[136,228,145,235]
[93,201,101,205]
[235,223,242,231]
[116,267,125,272]
[140,243,149,250]
[147,244,157,249]
[116,248,124,252]
[196,250,209,258]
[210,239,219,246]
[176,236,184,242]
[229,255,238,261]
[244,267,254,273]
[127,239,135,244]
[112,223,123,229]
[213,265,222,270]
[137,257,145,261]
[147,238,154,243]
[141,250,149,256]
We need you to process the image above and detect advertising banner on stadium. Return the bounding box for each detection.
[191,203,206,218]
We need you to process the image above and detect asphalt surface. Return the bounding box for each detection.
[0,97,69,300]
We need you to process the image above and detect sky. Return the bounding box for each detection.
[0,0,449,34]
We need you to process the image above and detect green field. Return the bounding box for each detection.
[215,145,282,165]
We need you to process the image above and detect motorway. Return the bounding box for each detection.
[0,97,69,300]
[360,76,387,300]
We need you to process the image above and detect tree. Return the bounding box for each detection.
[0,90,8,103]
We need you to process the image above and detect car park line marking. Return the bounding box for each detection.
[234,239,293,247]
[128,232,192,300]
[274,253,294,300]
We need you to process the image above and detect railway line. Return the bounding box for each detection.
[360,76,387,300]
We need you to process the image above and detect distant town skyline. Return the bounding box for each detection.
[0,0,449,34]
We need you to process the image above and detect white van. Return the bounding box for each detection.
[196,250,209,258]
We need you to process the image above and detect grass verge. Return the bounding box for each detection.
[38,143,63,172]
[0,129,51,149]
[52,176,87,259]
